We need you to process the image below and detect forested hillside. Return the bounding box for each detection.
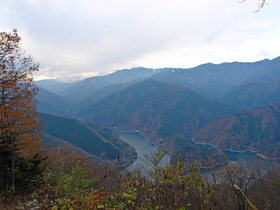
[194,103,280,158]
[222,78,280,111]
[40,113,136,164]
[79,79,236,151]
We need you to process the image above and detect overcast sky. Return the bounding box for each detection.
[1,0,280,81]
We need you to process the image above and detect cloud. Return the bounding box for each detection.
[257,50,270,57]
[1,0,280,81]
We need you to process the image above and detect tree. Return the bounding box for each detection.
[140,148,167,172]
[0,29,43,194]
[240,0,268,12]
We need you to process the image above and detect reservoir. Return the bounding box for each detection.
[116,131,171,174]
[222,150,279,173]
[117,132,279,175]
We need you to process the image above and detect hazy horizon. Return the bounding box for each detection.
[1,0,280,81]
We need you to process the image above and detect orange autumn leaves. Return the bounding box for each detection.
[0,29,42,158]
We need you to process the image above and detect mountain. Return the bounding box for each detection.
[193,103,280,158]
[42,133,103,164]
[79,79,236,151]
[152,56,280,100]
[171,139,228,167]
[70,78,147,113]
[40,113,136,164]
[256,68,280,82]
[222,69,280,111]
[35,79,77,94]
[222,79,280,111]
[36,57,280,115]
[60,67,169,104]
[36,86,72,116]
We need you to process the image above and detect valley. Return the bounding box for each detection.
[36,56,280,168]
[2,4,280,207]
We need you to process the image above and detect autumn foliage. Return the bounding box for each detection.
[0,29,43,194]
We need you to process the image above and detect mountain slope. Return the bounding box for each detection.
[80,79,236,151]
[152,56,280,100]
[222,68,280,111]
[171,140,228,167]
[70,78,147,113]
[60,67,168,103]
[35,79,77,94]
[193,103,280,158]
[222,79,280,111]
[40,113,136,164]
[256,68,280,82]
[36,87,72,116]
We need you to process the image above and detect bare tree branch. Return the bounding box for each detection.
[240,0,268,12]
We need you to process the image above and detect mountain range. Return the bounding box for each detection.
[80,79,236,151]
[59,67,171,104]
[36,56,280,161]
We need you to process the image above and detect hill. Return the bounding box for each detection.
[193,103,280,158]
[35,79,77,94]
[70,78,147,113]
[40,113,136,164]
[36,86,72,116]
[60,67,169,103]
[171,139,228,167]
[222,79,280,111]
[222,69,280,111]
[79,79,236,151]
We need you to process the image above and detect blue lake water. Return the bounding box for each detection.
[117,131,279,174]
[116,132,170,173]
[222,150,279,172]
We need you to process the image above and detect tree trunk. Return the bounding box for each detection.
[11,152,15,194]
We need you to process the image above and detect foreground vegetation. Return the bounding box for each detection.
[1,148,280,209]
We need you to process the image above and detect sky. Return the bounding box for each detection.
[1,0,280,81]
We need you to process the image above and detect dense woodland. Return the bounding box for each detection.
[1,28,280,209]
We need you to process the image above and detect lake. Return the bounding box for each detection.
[117,131,280,175]
[116,131,171,174]
[222,150,279,173]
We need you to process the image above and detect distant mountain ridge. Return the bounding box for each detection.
[79,79,236,151]
[36,56,280,114]
[35,79,77,94]
[60,67,171,104]
[70,77,148,113]
[152,57,280,100]
[36,87,72,116]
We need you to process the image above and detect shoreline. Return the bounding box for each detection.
[222,149,258,154]
[114,129,172,170]
[120,156,138,169]
[193,140,280,160]
[114,129,172,156]
[115,130,280,165]
[256,154,280,160]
